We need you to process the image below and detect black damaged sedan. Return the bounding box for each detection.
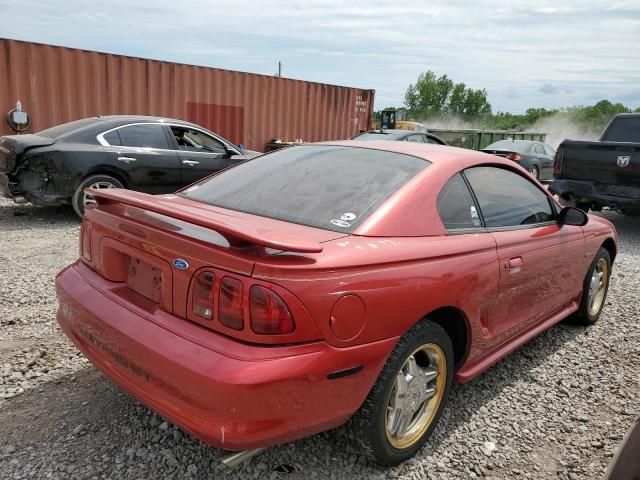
[0,115,259,217]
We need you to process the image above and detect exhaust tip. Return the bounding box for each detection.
[220,448,265,467]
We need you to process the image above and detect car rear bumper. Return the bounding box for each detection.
[55,261,394,451]
[549,179,640,211]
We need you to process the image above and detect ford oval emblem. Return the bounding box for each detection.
[173,258,189,270]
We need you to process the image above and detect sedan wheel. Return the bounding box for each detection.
[349,320,453,465]
[72,174,124,218]
[528,166,539,179]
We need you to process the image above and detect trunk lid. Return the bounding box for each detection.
[558,140,640,187]
[0,134,56,173]
[82,189,344,322]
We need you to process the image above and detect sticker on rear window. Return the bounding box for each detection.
[340,212,356,221]
[331,219,351,228]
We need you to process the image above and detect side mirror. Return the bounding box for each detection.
[558,206,588,226]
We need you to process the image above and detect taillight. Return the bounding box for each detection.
[250,285,295,334]
[554,148,564,174]
[193,272,215,320]
[219,277,244,330]
[506,153,522,161]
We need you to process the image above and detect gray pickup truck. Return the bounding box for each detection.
[550,113,640,215]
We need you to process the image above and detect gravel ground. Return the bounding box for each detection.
[0,197,638,480]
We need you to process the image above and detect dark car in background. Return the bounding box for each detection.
[353,129,448,145]
[481,140,556,180]
[0,115,260,216]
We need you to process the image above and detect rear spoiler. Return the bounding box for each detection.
[88,189,324,253]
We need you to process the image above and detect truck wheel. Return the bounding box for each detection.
[72,174,123,218]
[571,247,611,325]
[349,320,453,466]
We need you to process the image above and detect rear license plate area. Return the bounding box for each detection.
[127,258,162,304]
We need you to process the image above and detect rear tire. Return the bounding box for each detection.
[528,165,539,180]
[349,320,454,466]
[72,174,123,218]
[570,247,611,325]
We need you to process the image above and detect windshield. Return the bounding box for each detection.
[180,145,429,233]
[483,140,533,153]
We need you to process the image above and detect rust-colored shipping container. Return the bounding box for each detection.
[0,38,374,151]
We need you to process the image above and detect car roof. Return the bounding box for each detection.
[321,140,506,167]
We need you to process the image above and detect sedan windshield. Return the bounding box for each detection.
[180,145,429,233]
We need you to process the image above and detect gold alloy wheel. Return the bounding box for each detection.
[385,343,447,449]
[588,258,609,317]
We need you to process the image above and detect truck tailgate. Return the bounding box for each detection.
[559,140,640,186]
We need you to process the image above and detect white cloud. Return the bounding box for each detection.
[1,0,639,112]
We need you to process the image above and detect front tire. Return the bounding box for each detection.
[571,247,611,325]
[72,174,123,218]
[528,165,539,180]
[349,320,454,465]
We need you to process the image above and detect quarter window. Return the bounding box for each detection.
[117,124,171,149]
[465,166,554,227]
[102,130,122,146]
[437,173,481,230]
[170,126,227,154]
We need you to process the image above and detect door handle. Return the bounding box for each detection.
[182,160,200,166]
[117,156,137,163]
[505,257,523,272]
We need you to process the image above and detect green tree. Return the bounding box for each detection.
[404,71,491,118]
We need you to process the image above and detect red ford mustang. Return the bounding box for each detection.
[56,141,617,466]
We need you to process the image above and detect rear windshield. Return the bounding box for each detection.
[602,117,640,143]
[180,145,429,233]
[38,118,99,138]
[483,140,532,153]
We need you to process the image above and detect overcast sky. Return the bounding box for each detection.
[2,0,639,113]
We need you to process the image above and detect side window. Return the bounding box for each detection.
[171,126,227,154]
[437,173,482,230]
[543,144,555,156]
[465,166,554,228]
[406,134,424,143]
[102,130,122,146]
[533,144,544,154]
[117,124,171,149]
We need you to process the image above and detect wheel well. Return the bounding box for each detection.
[601,238,617,263]
[81,169,129,189]
[425,307,469,367]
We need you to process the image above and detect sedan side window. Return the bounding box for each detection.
[464,166,554,228]
[117,124,171,149]
[406,135,424,143]
[171,126,227,154]
[533,144,544,154]
[437,173,482,230]
[543,144,555,156]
